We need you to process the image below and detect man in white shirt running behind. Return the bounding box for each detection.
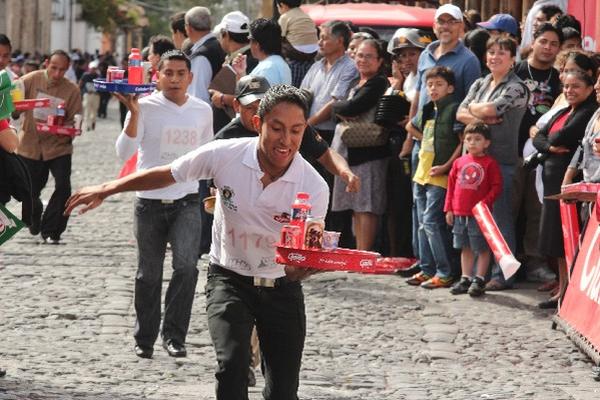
[113,49,214,359]
[65,84,329,400]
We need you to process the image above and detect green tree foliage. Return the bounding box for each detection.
[78,0,147,32]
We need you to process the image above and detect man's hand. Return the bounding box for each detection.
[64,185,107,216]
[482,116,503,125]
[429,165,448,177]
[445,211,454,226]
[113,93,140,114]
[340,170,360,193]
[231,54,247,77]
[209,89,224,109]
[284,265,323,281]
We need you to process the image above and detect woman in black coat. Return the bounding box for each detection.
[533,70,598,308]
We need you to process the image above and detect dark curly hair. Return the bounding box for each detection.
[257,84,308,119]
[249,18,282,56]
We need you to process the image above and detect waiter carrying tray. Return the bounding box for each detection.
[65,84,329,400]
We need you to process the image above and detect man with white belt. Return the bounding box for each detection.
[66,85,328,399]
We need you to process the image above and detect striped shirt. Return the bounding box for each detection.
[300,54,358,131]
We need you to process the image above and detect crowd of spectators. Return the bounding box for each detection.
[3,0,600,395]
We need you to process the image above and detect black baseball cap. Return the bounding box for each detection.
[235,75,270,106]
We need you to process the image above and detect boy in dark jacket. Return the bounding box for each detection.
[405,66,462,289]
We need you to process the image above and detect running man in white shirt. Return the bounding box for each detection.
[66,85,328,399]
[113,50,213,359]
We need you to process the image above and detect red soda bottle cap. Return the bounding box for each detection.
[297,192,310,199]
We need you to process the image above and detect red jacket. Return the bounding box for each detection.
[444,153,503,216]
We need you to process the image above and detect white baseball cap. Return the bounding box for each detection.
[214,11,250,34]
[434,4,463,21]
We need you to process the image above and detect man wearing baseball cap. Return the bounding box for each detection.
[400,3,480,280]
[478,14,520,38]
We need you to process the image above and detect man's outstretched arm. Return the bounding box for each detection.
[64,165,176,215]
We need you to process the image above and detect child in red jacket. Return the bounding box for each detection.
[445,122,502,297]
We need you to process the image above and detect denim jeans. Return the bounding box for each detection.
[206,266,305,400]
[415,183,452,278]
[411,140,421,259]
[133,194,202,347]
[490,163,517,285]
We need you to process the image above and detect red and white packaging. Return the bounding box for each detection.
[560,200,580,268]
[472,201,520,280]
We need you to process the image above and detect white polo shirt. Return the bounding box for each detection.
[171,137,329,279]
[116,91,213,200]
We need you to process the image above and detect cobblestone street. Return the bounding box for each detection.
[1,102,599,399]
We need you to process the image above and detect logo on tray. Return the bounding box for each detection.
[288,253,306,262]
[360,259,373,268]
[318,258,346,266]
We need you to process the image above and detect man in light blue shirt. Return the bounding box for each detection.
[233,18,291,86]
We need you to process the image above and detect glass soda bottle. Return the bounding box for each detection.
[127,48,143,85]
[290,192,311,247]
[55,102,66,126]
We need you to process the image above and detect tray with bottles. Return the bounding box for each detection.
[35,122,81,137]
[93,79,156,94]
[13,98,51,111]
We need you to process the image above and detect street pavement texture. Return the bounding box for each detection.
[1,102,599,400]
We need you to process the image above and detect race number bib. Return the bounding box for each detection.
[221,222,279,274]
[159,126,201,163]
[33,92,64,122]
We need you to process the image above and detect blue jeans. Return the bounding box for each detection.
[415,183,452,278]
[490,164,517,285]
[411,140,421,259]
[133,194,202,347]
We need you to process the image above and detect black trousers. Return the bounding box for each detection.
[206,264,305,400]
[21,154,71,240]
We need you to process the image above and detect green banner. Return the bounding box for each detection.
[0,203,25,246]
[0,70,15,120]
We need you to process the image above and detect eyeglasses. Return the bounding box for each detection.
[436,18,461,27]
[356,53,378,60]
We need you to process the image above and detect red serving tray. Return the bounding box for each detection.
[36,122,81,137]
[14,98,50,111]
[275,245,381,272]
[366,257,418,275]
[547,182,600,202]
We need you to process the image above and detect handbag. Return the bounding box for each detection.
[339,106,388,148]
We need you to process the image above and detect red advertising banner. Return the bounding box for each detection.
[558,205,600,350]
[568,0,598,51]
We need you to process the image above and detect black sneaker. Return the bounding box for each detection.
[468,277,486,297]
[450,277,471,295]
